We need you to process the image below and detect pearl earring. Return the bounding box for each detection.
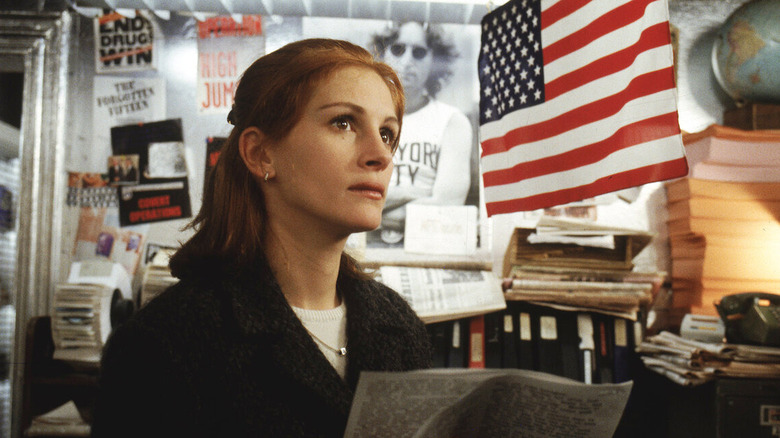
[264,172,269,182]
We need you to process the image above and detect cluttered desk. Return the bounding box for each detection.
[628,293,780,438]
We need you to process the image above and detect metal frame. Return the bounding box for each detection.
[0,10,70,438]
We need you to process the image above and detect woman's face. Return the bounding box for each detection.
[266,66,399,238]
[383,22,433,97]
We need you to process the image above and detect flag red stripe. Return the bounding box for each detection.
[485,157,689,215]
[482,112,681,186]
[545,22,672,100]
[540,0,590,28]
[544,0,658,64]
[481,67,675,156]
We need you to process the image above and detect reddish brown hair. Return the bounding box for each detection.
[170,38,405,277]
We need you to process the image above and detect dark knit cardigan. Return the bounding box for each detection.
[91,257,432,437]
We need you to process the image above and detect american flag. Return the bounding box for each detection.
[478,0,688,215]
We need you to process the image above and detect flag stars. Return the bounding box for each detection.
[478,1,546,124]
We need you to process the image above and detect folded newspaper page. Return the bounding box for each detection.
[378,267,506,324]
[344,369,632,438]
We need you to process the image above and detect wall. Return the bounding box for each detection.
[59,0,752,292]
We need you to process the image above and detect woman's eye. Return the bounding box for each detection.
[380,128,396,147]
[332,116,352,131]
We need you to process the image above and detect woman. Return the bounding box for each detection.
[370,22,473,245]
[92,38,432,438]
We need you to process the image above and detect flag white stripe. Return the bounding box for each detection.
[480,88,679,173]
[544,0,669,82]
[541,0,635,48]
[479,45,674,141]
[484,135,683,201]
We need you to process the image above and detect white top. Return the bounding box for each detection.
[291,302,348,379]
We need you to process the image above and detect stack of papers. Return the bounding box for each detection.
[140,249,178,307]
[26,401,90,437]
[51,283,115,364]
[636,331,780,386]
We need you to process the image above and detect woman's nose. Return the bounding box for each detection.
[362,133,393,170]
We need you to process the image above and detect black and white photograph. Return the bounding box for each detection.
[302,18,482,249]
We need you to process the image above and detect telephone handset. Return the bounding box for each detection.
[715,292,780,346]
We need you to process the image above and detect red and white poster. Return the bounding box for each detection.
[197,15,264,115]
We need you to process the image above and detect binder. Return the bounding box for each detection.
[577,313,595,384]
[468,314,486,369]
[536,309,563,377]
[515,304,535,370]
[426,320,450,368]
[556,309,580,381]
[613,317,632,383]
[484,311,503,368]
[447,319,468,368]
[593,313,615,383]
[501,309,519,369]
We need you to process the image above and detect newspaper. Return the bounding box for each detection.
[344,369,632,438]
[378,266,506,323]
[637,331,780,386]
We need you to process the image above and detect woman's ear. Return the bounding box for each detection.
[238,127,274,181]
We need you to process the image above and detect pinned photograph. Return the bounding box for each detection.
[146,142,187,178]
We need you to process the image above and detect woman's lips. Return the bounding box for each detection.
[349,183,385,200]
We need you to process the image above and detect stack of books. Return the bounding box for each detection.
[666,125,780,315]
[140,248,178,307]
[502,216,661,316]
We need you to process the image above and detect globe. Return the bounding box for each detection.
[711,0,780,104]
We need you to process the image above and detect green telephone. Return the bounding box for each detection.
[715,292,780,346]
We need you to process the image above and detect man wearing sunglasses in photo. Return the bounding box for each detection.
[370,22,473,246]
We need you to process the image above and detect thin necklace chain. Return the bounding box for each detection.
[303,326,347,356]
